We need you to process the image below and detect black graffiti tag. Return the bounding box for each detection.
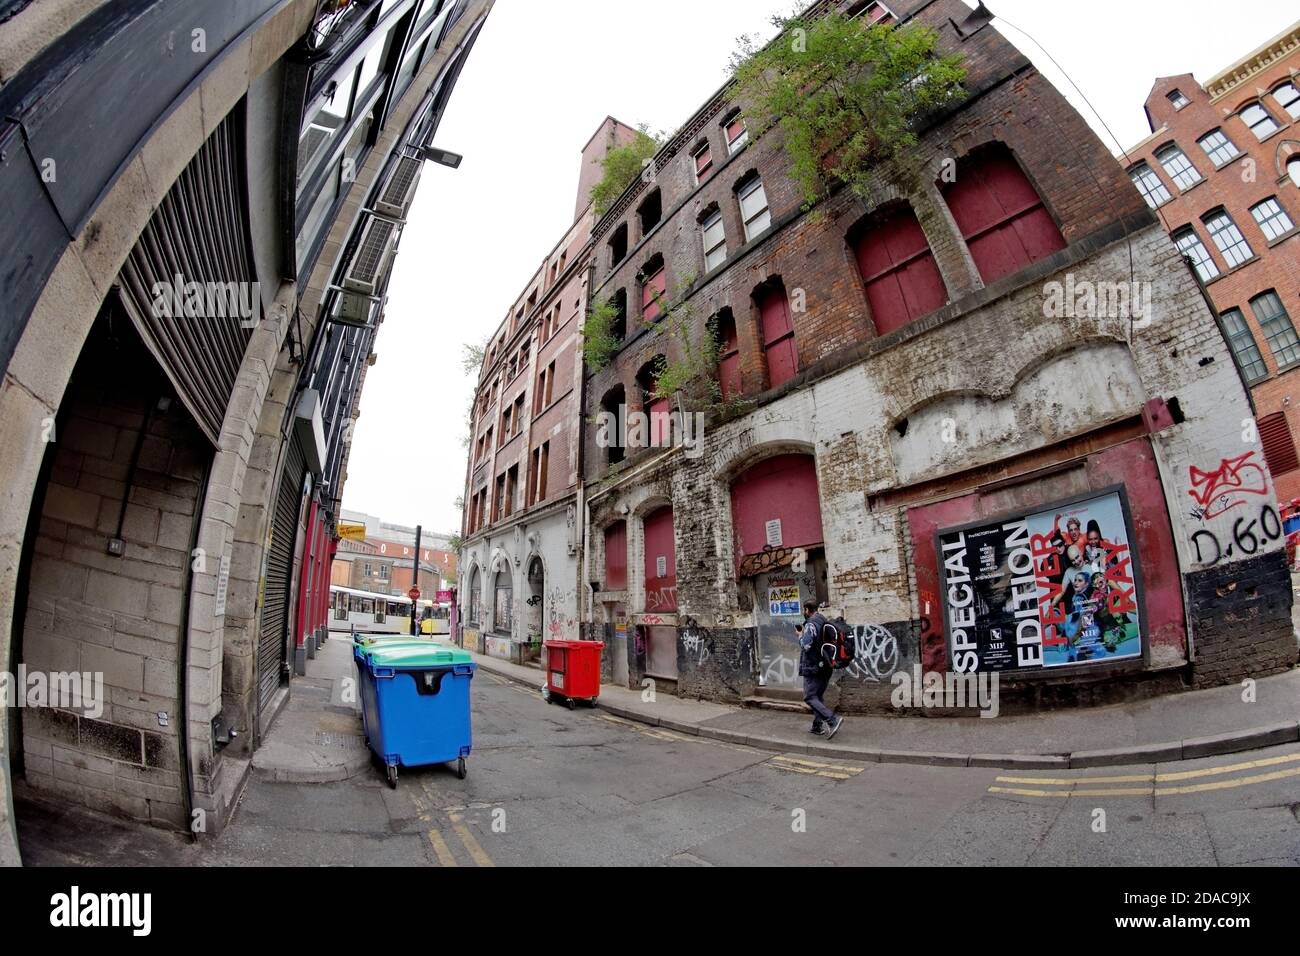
[1190,504,1282,567]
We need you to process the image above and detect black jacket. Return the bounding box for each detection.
[798,612,830,677]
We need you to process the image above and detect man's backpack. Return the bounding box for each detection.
[819,617,857,670]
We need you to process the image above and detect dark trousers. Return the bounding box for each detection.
[803,671,835,727]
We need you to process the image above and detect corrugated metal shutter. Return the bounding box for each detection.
[1259,411,1299,476]
[258,438,307,712]
[115,110,256,445]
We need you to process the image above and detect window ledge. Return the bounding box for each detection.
[1254,126,1287,145]
[1176,177,1206,196]
[1266,227,1299,248]
[1216,254,1261,278]
[1273,358,1300,376]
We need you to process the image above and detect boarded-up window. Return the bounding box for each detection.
[757,283,797,389]
[642,263,666,322]
[852,203,947,335]
[941,144,1066,285]
[730,454,824,561]
[604,521,628,590]
[1259,411,1300,476]
[643,506,677,612]
[716,310,741,401]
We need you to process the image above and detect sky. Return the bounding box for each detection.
[342,0,1299,535]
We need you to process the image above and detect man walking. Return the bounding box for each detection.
[797,601,843,738]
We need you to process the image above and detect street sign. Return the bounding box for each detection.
[408,586,421,601]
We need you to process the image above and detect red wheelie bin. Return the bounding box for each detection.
[541,639,604,709]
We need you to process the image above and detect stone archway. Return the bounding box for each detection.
[525,555,545,663]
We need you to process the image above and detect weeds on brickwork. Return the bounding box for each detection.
[589,124,666,217]
[730,7,967,209]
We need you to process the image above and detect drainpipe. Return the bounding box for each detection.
[177,454,212,843]
[575,260,592,635]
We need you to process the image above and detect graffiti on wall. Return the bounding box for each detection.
[1186,453,1282,567]
[841,624,901,682]
[1187,453,1269,521]
[760,654,799,686]
[738,545,808,578]
[462,628,481,653]
[645,586,678,612]
[546,585,576,639]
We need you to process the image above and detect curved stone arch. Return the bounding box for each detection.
[711,436,817,486]
[1273,139,1300,177]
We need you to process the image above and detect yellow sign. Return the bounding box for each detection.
[337,522,368,543]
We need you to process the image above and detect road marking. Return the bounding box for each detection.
[990,759,1300,799]
[1156,750,1300,782]
[452,823,496,867]
[994,751,1300,789]
[772,754,863,774]
[766,755,860,780]
[1155,765,1300,796]
[428,830,458,867]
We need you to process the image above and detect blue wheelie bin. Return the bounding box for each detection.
[355,642,476,787]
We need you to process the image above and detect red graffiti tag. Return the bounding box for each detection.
[1188,453,1268,519]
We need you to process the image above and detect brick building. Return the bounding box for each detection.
[0,0,493,861]
[330,509,455,599]
[457,118,640,664]
[1124,21,1300,501]
[578,0,1297,709]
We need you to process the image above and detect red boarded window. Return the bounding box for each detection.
[643,506,677,611]
[852,204,947,335]
[729,454,824,561]
[642,264,666,322]
[757,283,798,389]
[1259,411,1300,476]
[694,141,713,180]
[716,311,741,401]
[604,521,628,590]
[941,144,1066,285]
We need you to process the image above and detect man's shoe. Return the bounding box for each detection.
[825,715,843,739]
[809,725,826,736]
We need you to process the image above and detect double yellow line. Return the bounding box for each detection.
[767,754,864,780]
[989,751,1300,798]
[412,779,496,867]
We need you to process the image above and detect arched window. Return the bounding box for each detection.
[467,567,480,624]
[637,358,671,448]
[643,506,677,611]
[604,521,628,590]
[1239,102,1279,140]
[600,384,626,465]
[754,279,797,389]
[850,202,947,336]
[1271,81,1300,121]
[941,143,1066,285]
[492,566,512,634]
[714,309,741,401]
[640,254,666,322]
[610,289,627,340]
[1288,157,1300,189]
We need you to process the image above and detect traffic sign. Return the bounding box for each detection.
[407,586,421,601]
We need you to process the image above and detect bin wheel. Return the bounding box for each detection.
[588,697,599,707]
[541,686,551,704]
[566,697,576,711]
[457,756,467,780]
[386,764,398,789]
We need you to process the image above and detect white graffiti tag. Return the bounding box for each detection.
[682,631,710,666]
[760,654,799,687]
[845,624,899,682]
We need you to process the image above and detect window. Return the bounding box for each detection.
[1129,162,1171,208]
[535,360,555,412]
[603,522,628,590]
[609,223,628,268]
[1219,308,1268,383]
[1291,157,1300,189]
[528,441,550,505]
[1203,209,1253,267]
[610,289,627,340]
[640,258,666,322]
[467,568,480,623]
[1252,290,1300,368]
[483,426,493,456]
[941,144,1067,284]
[1258,411,1300,476]
[512,394,525,436]
[701,209,727,271]
[493,570,512,632]
[638,189,662,236]
[847,1,896,23]
[493,474,505,521]
[1272,81,1300,121]
[499,404,511,442]
[363,562,372,576]
[1240,102,1279,140]
[851,203,947,335]
[1167,89,1190,110]
[1173,227,1219,283]
[724,113,748,154]
[756,281,798,389]
[737,175,772,242]
[692,141,713,182]
[1250,197,1295,242]
[601,385,625,465]
[715,309,741,402]
[637,359,671,447]
[1156,144,1202,191]
[1198,128,1240,167]
[504,465,519,518]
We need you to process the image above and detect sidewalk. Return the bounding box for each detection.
[466,647,1300,770]
[250,631,370,783]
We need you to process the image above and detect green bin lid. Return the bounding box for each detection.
[366,643,474,669]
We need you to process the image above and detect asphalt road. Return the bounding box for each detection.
[16,669,1300,866]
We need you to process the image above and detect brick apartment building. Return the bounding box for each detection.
[0,0,493,861]
[1125,21,1300,501]
[578,0,1297,709]
[456,118,639,663]
[330,509,456,599]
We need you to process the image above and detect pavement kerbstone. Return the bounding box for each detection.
[1069,742,1183,768]
[1180,721,1299,760]
[969,753,1071,769]
[877,750,971,768]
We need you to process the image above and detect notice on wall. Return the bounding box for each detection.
[656,555,667,578]
[768,583,801,617]
[937,490,1142,674]
[214,553,231,618]
[765,519,783,548]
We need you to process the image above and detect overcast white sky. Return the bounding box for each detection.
[342,0,1298,535]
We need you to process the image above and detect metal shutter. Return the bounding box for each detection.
[258,438,307,712]
[1259,411,1299,476]
[115,110,257,445]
